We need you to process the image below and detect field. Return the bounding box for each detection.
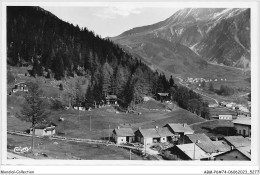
[7,135,143,160]
[7,100,205,140]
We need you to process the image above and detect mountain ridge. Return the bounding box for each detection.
[112,8,250,73]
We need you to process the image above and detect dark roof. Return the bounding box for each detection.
[214,146,251,160]
[236,146,251,159]
[34,122,57,129]
[196,142,219,153]
[113,128,134,137]
[165,123,194,134]
[137,128,161,138]
[156,127,174,137]
[105,95,117,100]
[224,136,251,148]
[186,133,212,143]
[212,141,231,152]
[186,133,220,153]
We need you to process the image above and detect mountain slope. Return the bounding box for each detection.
[112,8,250,77]
[7,6,160,107]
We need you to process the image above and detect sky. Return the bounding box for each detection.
[42,6,178,38]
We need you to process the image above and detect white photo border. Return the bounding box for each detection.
[1,0,259,174]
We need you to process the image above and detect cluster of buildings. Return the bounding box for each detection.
[112,123,194,145]
[186,77,227,84]
[111,120,251,161]
[169,135,251,160]
[219,101,250,114]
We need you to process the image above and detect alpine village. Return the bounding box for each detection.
[7,7,251,161]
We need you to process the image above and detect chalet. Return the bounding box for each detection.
[112,127,135,144]
[156,93,170,102]
[164,123,194,144]
[105,95,118,105]
[168,143,211,160]
[232,117,251,137]
[134,126,173,145]
[12,82,28,93]
[214,146,251,161]
[30,122,57,136]
[135,128,161,145]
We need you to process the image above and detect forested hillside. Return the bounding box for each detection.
[7,6,209,118]
[6,6,165,107]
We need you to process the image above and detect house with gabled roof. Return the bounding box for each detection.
[156,92,170,102]
[155,127,174,143]
[164,123,194,135]
[183,133,227,155]
[105,95,118,105]
[30,121,57,136]
[135,127,161,145]
[12,82,28,93]
[168,143,211,160]
[134,126,173,145]
[232,117,251,137]
[164,123,194,144]
[112,127,134,144]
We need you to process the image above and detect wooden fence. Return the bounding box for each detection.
[7,130,113,145]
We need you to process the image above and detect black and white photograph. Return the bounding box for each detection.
[1,0,260,174]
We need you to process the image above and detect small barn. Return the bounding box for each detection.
[105,95,118,105]
[30,122,57,136]
[12,82,28,93]
[156,93,170,102]
[112,127,135,144]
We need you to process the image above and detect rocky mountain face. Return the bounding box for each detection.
[112,8,250,77]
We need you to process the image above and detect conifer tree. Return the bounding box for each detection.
[169,75,174,87]
[101,62,113,96]
[17,81,48,152]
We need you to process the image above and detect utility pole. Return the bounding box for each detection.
[193,142,196,160]
[108,124,110,142]
[144,139,146,156]
[130,149,132,160]
[78,109,80,125]
[193,140,200,160]
[90,116,91,131]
